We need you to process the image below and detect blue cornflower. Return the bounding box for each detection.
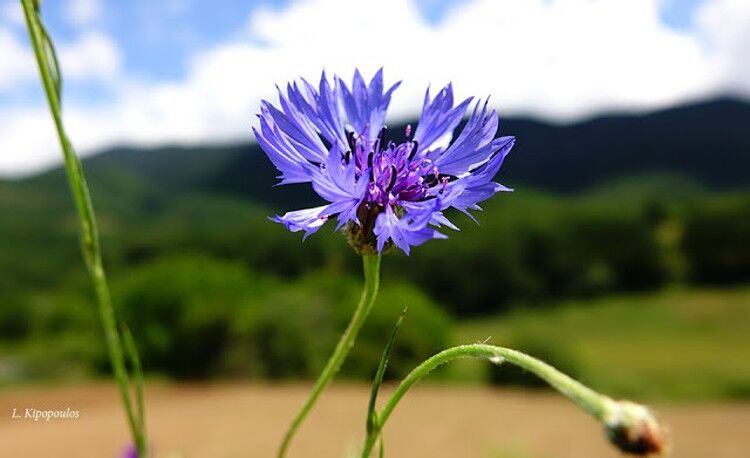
[254,69,515,254]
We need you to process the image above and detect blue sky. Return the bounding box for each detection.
[42,0,289,80]
[660,0,705,29]
[0,0,748,176]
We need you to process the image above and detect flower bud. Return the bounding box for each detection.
[603,401,670,456]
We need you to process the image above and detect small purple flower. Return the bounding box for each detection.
[253,69,515,254]
[120,444,138,458]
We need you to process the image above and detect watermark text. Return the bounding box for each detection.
[11,407,80,421]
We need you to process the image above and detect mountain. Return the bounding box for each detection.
[7,97,750,212]
[501,97,750,192]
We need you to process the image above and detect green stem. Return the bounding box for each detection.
[20,1,147,455]
[278,254,381,458]
[122,325,148,446]
[361,344,617,457]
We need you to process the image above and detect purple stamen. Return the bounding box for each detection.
[385,165,398,193]
[378,127,387,152]
[408,140,419,160]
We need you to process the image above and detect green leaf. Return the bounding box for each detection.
[366,307,406,435]
[40,24,62,103]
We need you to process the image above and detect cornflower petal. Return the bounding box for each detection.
[438,138,515,218]
[272,199,359,239]
[433,99,502,176]
[338,68,401,144]
[373,205,446,255]
[413,84,473,154]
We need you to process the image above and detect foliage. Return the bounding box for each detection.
[110,255,451,381]
[3,165,750,315]
[683,194,750,283]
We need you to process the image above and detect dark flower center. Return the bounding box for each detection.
[343,126,443,211]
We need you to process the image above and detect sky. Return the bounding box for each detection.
[0,0,749,176]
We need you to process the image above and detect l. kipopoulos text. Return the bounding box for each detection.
[11,407,80,421]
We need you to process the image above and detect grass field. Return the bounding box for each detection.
[2,287,748,456]
[453,287,750,400]
[1,382,749,458]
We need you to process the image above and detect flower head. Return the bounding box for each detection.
[254,69,515,254]
[604,401,670,456]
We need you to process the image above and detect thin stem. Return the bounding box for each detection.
[20,1,147,455]
[122,325,148,444]
[361,344,617,457]
[278,254,381,458]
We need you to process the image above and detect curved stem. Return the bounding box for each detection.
[20,1,146,455]
[278,254,382,458]
[361,344,617,457]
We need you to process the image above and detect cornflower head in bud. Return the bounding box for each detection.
[603,400,670,456]
[253,69,515,255]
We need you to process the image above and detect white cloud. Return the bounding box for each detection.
[64,0,102,27]
[0,109,60,175]
[0,26,120,95]
[0,27,36,91]
[1,1,25,26]
[58,31,121,81]
[1,0,750,177]
[696,0,750,93]
[236,0,719,119]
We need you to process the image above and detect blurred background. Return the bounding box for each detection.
[1,0,749,456]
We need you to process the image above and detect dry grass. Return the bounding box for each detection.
[1,382,749,457]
